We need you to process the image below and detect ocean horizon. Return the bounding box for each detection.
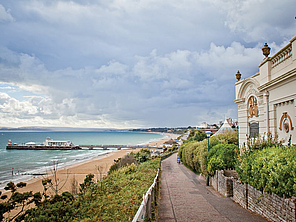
[0,131,166,189]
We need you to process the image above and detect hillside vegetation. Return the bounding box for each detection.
[0,149,159,222]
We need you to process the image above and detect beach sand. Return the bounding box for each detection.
[1,132,179,197]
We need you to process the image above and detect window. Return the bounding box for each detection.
[249,122,259,137]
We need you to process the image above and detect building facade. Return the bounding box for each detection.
[235,34,296,149]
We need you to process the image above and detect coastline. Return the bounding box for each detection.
[1,133,180,197]
[144,132,179,147]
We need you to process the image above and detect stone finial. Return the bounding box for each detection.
[235,70,241,81]
[262,43,270,57]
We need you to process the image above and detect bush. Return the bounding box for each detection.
[187,130,207,143]
[206,143,238,176]
[130,148,151,163]
[164,144,178,154]
[109,155,137,173]
[242,132,282,154]
[109,148,151,173]
[236,145,296,197]
[178,131,238,175]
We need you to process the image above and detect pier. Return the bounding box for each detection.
[7,143,161,151]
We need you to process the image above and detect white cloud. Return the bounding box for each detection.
[216,0,296,42]
[0,0,294,128]
[0,37,288,127]
[134,49,192,81]
[0,4,14,22]
[195,41,263,79]
[0,92,38,115]
[0,86,14,90]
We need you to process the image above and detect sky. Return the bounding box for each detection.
[0,0,295,129]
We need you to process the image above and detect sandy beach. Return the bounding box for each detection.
[1,132,179,197]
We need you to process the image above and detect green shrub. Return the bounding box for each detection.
[178,131,238,175]
[236,145,296,197]
[164,144,178,154]
[109,155,137,173]
[206,143,238,176]
[187,130,207,142]
[130,148,151,163]
[109,148,151,173]
[242,132,282,154]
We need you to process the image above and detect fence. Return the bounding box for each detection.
[132,151,178,222]
[132,168,160,222]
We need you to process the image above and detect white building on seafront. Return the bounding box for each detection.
[197,122,208,129]
[234,34,296,149]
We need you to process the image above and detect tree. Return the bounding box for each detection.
[42,161,70,196]
[0,182,35,221]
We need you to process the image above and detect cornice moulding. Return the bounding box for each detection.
[258,68,296,91]
[234,98,245,104]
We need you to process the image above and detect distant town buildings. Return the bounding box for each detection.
[196,119,238,130]
[131,118,238,135]
[235,34,296,148]
[197,122,209,129]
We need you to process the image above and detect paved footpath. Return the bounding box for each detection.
[158,153,268,222]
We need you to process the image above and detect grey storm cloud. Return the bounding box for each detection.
[0,0,295,128]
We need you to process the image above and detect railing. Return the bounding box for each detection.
[132,150,178,221]
[271,43,292,68]
[132,168,160,222]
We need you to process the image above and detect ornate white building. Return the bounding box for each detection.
[235,34,296,148]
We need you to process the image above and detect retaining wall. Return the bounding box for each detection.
[210,170,296,222]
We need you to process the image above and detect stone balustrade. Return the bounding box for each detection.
[271,44,292,68]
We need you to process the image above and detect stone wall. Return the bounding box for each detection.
[210,170,296,222]
[210,170,233,197]
[231,179,248,209]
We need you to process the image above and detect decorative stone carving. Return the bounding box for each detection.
[248,96,259,118]
[262,43,270,57]
[284,120,290,133]
[279,112,294,132]
[246,89,257,99]
[235,70,241,81]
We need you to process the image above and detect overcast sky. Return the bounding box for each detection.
[0,0,295,129]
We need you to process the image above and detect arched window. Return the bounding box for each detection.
[248,96,259,118]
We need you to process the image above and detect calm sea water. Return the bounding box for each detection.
[0,131,165,189]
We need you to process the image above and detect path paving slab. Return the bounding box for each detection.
[158,153,268,222]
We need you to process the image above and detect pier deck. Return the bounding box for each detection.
[7,144,160,150]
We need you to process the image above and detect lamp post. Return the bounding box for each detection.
[205,131,212,186]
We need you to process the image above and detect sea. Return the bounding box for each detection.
[0,131,166,189]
